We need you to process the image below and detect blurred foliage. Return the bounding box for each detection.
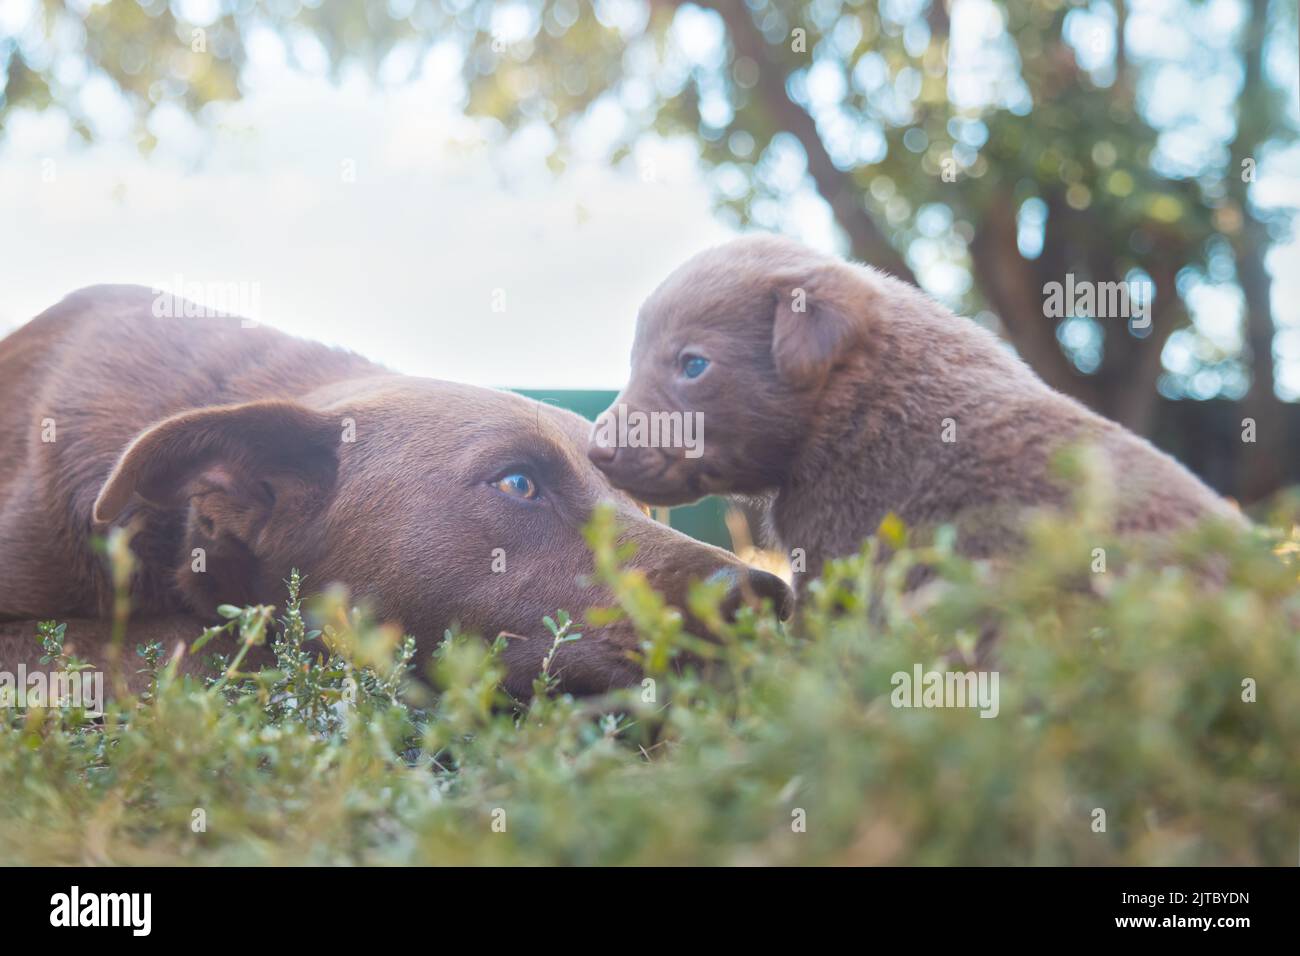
[2,490,1298,865]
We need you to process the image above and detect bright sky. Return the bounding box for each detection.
[0,56,759,388]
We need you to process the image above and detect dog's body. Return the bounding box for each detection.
[0,285,790,695]
[590,235,1242,586]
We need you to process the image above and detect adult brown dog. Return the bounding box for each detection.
[589,234,1242,589]
[0,285,791,697]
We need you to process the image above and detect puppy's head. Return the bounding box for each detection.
[91,380,791,697]
[588,234,870,505]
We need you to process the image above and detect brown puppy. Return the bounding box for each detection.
[589,234,1241,588]
[0,285,792,697]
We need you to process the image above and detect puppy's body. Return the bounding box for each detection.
[764,264,1233,572]
[591,235,1240,586]
[1,286,791,695]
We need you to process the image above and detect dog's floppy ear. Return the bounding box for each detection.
[771,266,863,390]
[92,399,340,527]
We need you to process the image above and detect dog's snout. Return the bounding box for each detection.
[747,568,795,620]
[714,566,795,622]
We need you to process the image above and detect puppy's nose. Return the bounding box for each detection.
[587,440,618,466]
[588,417,620,466]
[717,567,795,622]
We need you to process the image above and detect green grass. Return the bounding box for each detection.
[2,489,1298,865]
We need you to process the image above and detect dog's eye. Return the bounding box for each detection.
[681,354,710,379]
[493,472,538,500]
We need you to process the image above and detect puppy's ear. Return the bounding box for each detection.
[93,399,340,529]
[771,266,863,389]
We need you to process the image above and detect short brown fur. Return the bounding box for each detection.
[0,285,791,696]
[590,234,1242,588]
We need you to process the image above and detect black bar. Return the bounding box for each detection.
[9,866,1291,939]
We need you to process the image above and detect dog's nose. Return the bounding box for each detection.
[747,569,795,620]
[716,567,795,622]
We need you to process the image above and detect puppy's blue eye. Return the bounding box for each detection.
[681,355,710,379]
[493,472,538,499]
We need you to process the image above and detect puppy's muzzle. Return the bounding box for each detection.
[588,438,618,466]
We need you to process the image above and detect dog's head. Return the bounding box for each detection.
[588,234,869,505]
[91,378,791,697]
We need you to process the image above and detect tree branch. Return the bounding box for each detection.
[683,0,917,283]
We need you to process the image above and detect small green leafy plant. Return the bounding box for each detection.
[1,491,1298,865]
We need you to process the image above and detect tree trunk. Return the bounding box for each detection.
[1229,0,1290,502]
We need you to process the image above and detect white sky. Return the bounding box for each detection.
[0,54,767,388]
